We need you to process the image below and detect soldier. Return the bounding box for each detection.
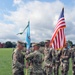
[71,45,75,75]
[26,43,44,75]
[43,40,53,75]
[61,43,70,75]
[12,41,25,75]
[52,49,62,75]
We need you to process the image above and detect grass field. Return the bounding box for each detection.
[0,48,12,75]
[0,48,73,75]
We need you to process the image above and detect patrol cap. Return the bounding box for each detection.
[17,41,25,47]
[45,40,50,43]
[32,43,40,47]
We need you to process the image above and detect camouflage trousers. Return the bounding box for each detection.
[31,72,44,75]
[13,71,24,75]
[44,67,52,75]
[53,63,60,75]
[61,62,69,75]
[29,68,44,75]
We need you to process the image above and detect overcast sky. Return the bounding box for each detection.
[0,0,75,43]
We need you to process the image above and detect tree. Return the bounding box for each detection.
[5,41,13,48]
[67,40,73,47]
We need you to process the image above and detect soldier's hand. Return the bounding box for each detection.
[74,65,75,67]
[26,65,29,68]
[26,62,29,68]
[61,55,65,58]
[26,50,30,54]
[47,64,52,67]
[26,63,29,68]
[65,56,68,58]
[50,64,52,67]
[46,64,50,67]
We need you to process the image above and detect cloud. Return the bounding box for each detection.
[1,0,75,43]
[13,0,23,5]
[0,22,20,42]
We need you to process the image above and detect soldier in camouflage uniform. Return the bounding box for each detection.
[26,43,44,75]
[52,49,62,75]
[12,41,25,75]
[43,40,53,75]
[61,43,70,75]
[71,45,75,75]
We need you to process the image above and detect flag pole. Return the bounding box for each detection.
[26,68,28,75]
[25,21,30,75]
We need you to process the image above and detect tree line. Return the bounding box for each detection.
[0,40,74,48]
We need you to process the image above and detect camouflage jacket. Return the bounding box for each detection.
[12,49,25,73]
[26,50,43,73]
[44,48,53,67]
[52,50,62,65]
[61,48,70,63]
[71,48,75,65]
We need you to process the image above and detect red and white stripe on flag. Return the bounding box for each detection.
[50,8,66,50]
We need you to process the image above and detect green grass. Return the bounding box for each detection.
[0,48,12,75]
[0,48,73,75]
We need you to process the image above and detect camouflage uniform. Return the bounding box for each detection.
[61,48,70,75]
[52,50,61,75]
[12,49,25,75]
[26,50,43,75]
[71,47,75,75]
[43,47,53,75]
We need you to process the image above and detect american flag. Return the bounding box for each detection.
[50,8,66,50]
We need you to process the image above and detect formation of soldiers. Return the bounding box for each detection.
[12,40,75,75]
